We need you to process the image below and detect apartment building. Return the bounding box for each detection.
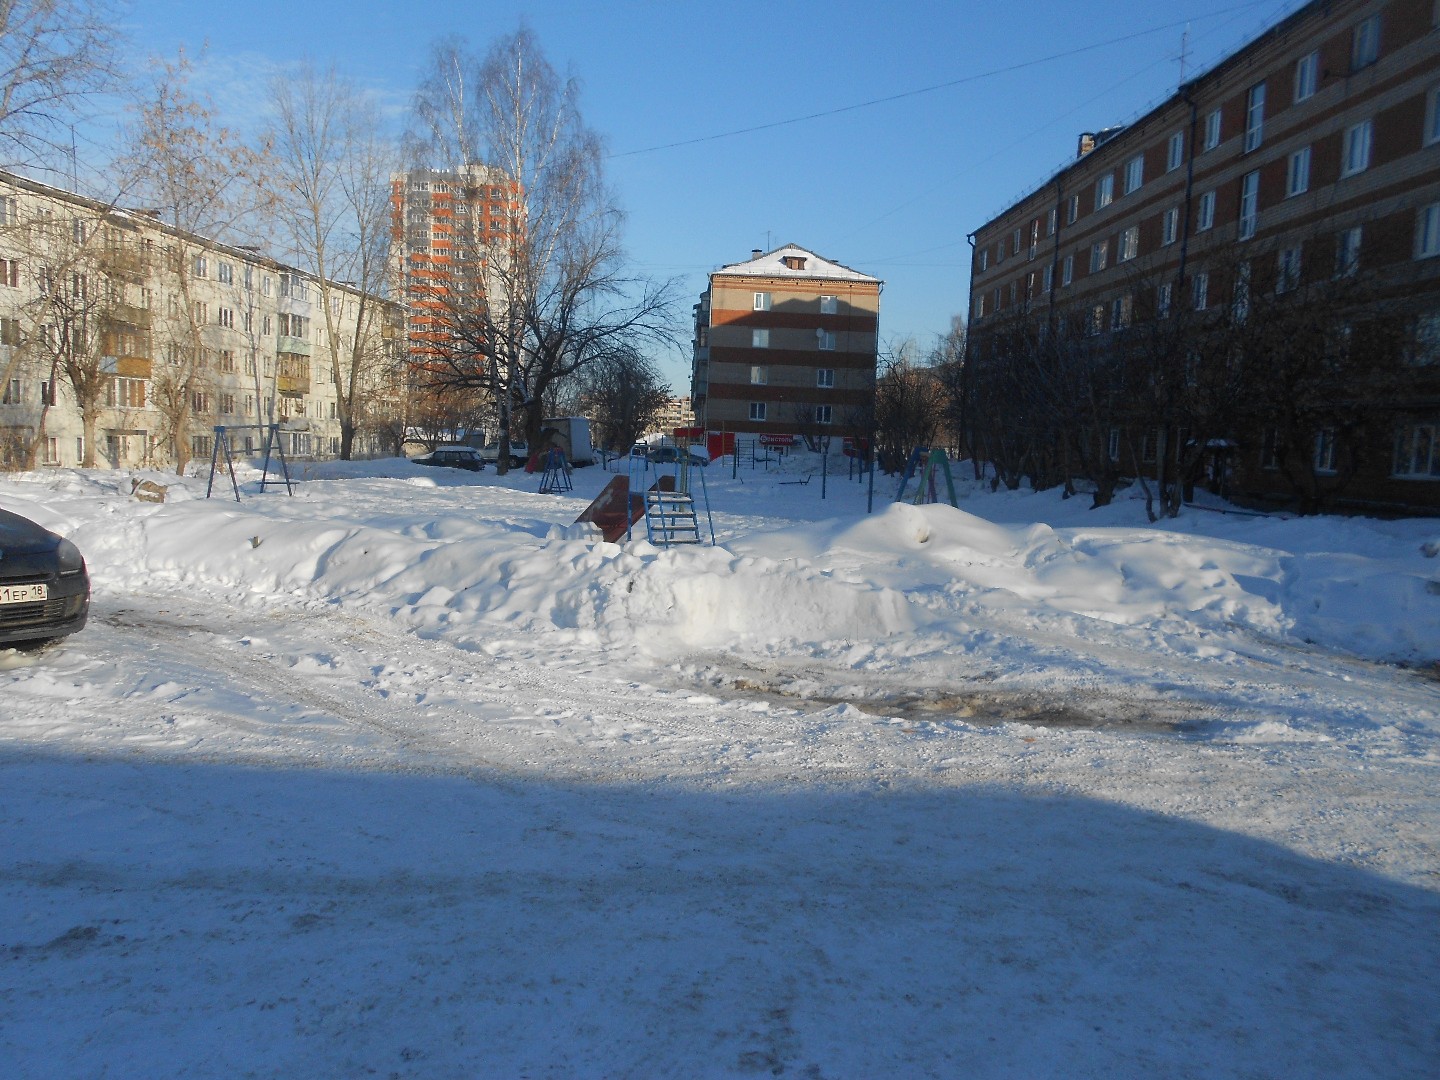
[647,395,695,436]
[692,244,882,439]
[967,0,1440,512]
[389,166,520,365]
[0,169,399,471]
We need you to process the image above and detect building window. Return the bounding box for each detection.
[1286,146,1311,197]
[1192,272,1209,311]
[1,378,19,404]
[1197,190,1216,231]
[753,291,771,311]
[1112,294,1133,329]
[817,368,834,388]
[1238,171,1260,240]
[1244,82,1266,152]
[1341,119,1373,176]
[1062,253,1074,286]
[0,195,15,226]
[751,328,769,349]
[748,402,766,422]
[818,329,836,350]
[1408,313,1440,365]
[979,249,988,272]
[1427,85,1440,146]
[1259,428,1281,470]
[1066,194,1079,224]
[192,255,208,278]
[1162,206,1179,246]
[820,294,837,314]
[1123,155,1144,195]
[1118,226,1139,262]
[192,301,207,323]
[1314,429,1338,473]
[1336,226,1362,276]
[815,405,832,425]
[218,262,233,285]
[1107,428,1120,461]
[1141,429,1159,464]
[1090,240,1108,273]
[1394,423,1440,478]
[218,307,234,328]
[750,365,767,385]
[1011,229,1022,255]
[1294,51,1319,102]
[1166,130,1184,172]
[1028,220,1039,260]
[1418,203,1440,259]
[974,295,985,319]
[1157,281,1172,318]
[1042,263,1054,292]
[1204,108,1222,151]
[1352,14,1380,70]
[1089,303,1106,336]
[106,377,146,408]
[1047,207,1057,235]
[1277,246,1302,293]
[1233,261,1251,322]
[1094,173,1114,210]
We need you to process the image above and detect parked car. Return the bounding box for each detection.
[412,445,485,471]
[479,440,530,468]
[646,445,709,467]
[0,508,90,646]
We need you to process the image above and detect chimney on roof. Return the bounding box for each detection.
[751,248,763,259]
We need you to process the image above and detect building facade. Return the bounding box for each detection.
[0,170,400,471]
[692,244,881,441]
[967,0,1440,512]
[389,166,520,365]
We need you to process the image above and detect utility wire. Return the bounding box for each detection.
[609,3,1268,160]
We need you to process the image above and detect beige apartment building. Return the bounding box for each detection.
[692,244,882,440]
[0,170,400,472]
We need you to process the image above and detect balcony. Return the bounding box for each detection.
[277,334,311,356]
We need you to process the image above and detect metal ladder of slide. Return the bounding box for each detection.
[644,486,702,546]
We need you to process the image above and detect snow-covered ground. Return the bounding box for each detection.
[3,453,1438,1078]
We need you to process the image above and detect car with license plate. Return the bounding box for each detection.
[0,508,90,646]
[411,444,485,471]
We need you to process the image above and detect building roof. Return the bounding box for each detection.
[713,243,881,285]
[969,0,1335,236]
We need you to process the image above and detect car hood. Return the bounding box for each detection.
[0,509,62,555]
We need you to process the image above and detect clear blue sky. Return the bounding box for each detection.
[94,0,1305,390]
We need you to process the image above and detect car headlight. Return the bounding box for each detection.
[56,538,86,576]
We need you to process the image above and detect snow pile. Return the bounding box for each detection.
[2,461,1438,1078]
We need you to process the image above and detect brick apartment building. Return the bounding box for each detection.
[389,166,520,366]
[692,244,881,442]
[967,0,1440,513]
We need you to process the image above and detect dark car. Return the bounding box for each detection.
[646,445,709,466]
[412,445,485,471]
[0,508,90,646]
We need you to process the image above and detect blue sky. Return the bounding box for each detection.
[97,0,1305,389]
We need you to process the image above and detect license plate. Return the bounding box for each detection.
[0,582,47,604]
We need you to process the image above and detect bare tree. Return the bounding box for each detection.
[115,51,274,472]
[407,26,677,473]
[873,338,943,474]
[0,0,122,169]
[268,63,397,460]
[575,345,669,454]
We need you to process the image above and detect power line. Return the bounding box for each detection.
[608,3,1267,160]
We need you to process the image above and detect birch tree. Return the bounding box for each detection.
[268,63,397,460]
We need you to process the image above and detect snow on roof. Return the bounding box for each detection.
[713,243,880,284]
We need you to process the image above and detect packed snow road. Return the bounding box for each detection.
[2,461,1438,1077]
